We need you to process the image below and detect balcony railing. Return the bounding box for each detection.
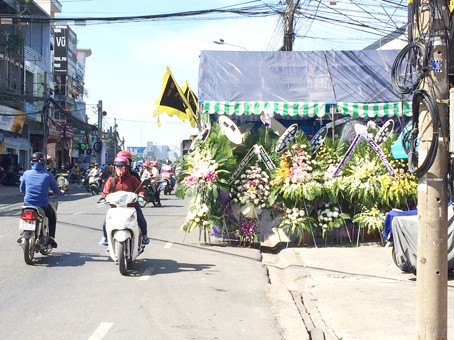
[24,46,48,68]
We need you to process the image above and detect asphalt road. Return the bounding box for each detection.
[0,185,302,340]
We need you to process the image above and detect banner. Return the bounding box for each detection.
[153,67,192,127]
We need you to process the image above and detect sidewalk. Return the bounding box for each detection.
[265,243,454,340]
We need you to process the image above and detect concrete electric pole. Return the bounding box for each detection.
[415,1,449,338]
[283,0,298,51]
[97,100,103,164]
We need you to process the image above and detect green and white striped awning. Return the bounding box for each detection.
[202,101,411,118]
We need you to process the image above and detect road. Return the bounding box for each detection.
[0,185,299,340]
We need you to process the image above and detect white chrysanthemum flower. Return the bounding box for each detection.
[332,211,339,218]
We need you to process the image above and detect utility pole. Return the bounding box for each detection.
[43,96,49,161]
[97,100,103,164]
[283,0,298,51]
[415,1,449,338]
[113,118,118,156]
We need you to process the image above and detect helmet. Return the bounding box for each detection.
[152,161,158,167]
[144,160,151,167]
[31,152,46,163]
[116,150,132,162]
[113,155,129,166]
[165,159,171,165]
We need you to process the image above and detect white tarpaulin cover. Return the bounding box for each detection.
[198,50,410,117]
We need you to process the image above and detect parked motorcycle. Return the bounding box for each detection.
[18,198,58,265]
[139,178,162,207]
[1,169,21,186]
[102,191,146,275]
[56,173,69,192]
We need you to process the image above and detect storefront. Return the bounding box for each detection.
[0,135,31,171]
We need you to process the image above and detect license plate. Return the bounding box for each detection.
[20,220,36,231]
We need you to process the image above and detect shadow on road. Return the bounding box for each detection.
[127,258,215,277]
[30,251,109,267]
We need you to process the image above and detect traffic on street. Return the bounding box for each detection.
[0,184,299,340]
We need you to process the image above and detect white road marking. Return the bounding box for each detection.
[88,322,113,340]
[164,242,173,248]
[139,267,155,281]
[72,212,85,215]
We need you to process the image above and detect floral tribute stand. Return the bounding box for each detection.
[230,164,272,248]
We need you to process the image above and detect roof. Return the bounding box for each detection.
[198,50,410,118]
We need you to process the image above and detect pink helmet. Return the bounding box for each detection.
[113,155,129,166]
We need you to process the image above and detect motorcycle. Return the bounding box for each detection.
[162,174,176,195]
[18,198,58,265]
[139,177,162,207]
[56,173,69,192]
[88,175,102,195]
[80,169,90,192]
[102,191,146,275]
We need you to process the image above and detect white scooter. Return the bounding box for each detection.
[102,191,145,275]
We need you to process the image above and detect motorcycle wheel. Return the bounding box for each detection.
[117,241,128,275]
[164,186,171,195]
[23,238,35,265]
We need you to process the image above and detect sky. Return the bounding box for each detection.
[55,0,284,150]
[55,0,407,151]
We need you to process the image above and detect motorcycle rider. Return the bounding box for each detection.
[87,163,102,189]
[19,152,64,248]
[88,163,101,179]
[98,155,150,245]
[116,150,141,181]
[140,160,155,181]
[161,159,176,191]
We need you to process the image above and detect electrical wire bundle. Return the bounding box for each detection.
[390,0,450,177]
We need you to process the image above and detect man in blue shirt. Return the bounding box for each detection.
[19,152,64,248]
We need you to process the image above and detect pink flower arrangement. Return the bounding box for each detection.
[181,159,219,189]
[284,144,314,184]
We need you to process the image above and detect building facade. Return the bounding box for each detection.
[0,0,97,176]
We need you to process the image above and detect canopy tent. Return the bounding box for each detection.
[198,50,411,118]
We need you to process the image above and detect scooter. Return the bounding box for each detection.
[88,175,102,195]
[18,198,58,265]
[102,191,146,275]
[162,174,176,195]
[56,173,69,192]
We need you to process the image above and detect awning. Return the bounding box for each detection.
[202,100,411,118]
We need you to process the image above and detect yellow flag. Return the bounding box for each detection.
[182,82,198,128]
[153,67,193,127]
